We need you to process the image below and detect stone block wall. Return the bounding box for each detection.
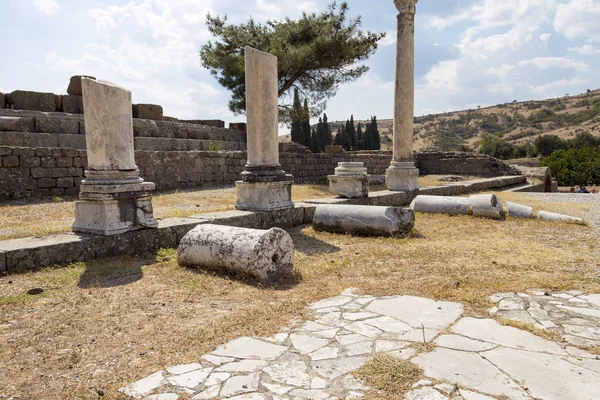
[414,151,518,177]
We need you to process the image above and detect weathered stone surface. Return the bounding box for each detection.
[386,161,419,192]
[413,348,528,399]
[166,363,203,375]
[366,295,463,330]
[0,116,35,132]
[236,181,294,212]
[506,201,533,219]
[133,104,163,121]
[119,371,165,398]
[166,367,212,389]
[482,347,600,400]
[312,204,414,237]
[67,75,96,96]
[538,210,584,224]
[177,224,294,282]
[220,373,259,397]
[263,360,312,387]
[469,194,504,219]
[212,337,288,360]
[11,90,56,112]
[132,118,160,137]
[434,334,497,352]
[328,162,369,198]
[61,95,84,114]
[34,116,80,134]
[404,387,448,400]
[410,195,471,215]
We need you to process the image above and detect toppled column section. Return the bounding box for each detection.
[328,162,369,198]
[72,78,157,235]
[177,224,294,282]
[538,211,585,225]
[410,195,471,215]
[385,0,420,192]
[236,47,294,212]
[469,194,504,220]
[506,202,533,219]
[313,205,414,237]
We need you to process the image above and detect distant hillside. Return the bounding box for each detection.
[293,89,600,152]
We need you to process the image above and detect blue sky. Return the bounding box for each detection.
[1,0,599,128]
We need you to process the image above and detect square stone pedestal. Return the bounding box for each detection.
[386,162,419,192]
[328,175,369,198]
[72,181,158,235]
[236,180,294,212]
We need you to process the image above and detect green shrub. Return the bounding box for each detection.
[541,147,600,186]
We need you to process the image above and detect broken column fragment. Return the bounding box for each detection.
[313,204,414,237]
[506,202,533,219]
[177,224,294,282]
[469,194,504,220]
[410,195,471,215]
[538,211,584,225]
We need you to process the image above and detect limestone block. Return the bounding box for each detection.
[0,116,35,132]
[200,119,225,128]
[313,204,414,237]
[11,90,56,112]
[133,104,163,121]
[506,202,533,219]
[177,224,294,282]
[469,194,503,220]
[236,180,294,212]
[386,162,419,192]
[229,122,247,133]
[328,175,369,198]
[81,78,136,171]
[133,119,160,137]
[34,116,80,134]
[538,211,584,225]
[67,75,96,96]
[410,195,471,215]
[61,95,84,114]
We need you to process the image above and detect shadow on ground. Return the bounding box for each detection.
[289,229,341,255]
[77,256,150,288]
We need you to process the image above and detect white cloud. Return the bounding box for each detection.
[531,77,589,97]
[554,0,600,42]
[485,64,515,79]
[539,33,551,44]
[519,57,589,72]
[34,0,59,15]
[569,44,600,55]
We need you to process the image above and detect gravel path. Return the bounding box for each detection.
[517,193,600,228]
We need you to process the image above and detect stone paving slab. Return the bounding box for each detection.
[120,289,600,399]
[489,290,600,348]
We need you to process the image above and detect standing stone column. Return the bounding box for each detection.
[236,47,294,211]
[72,78,158,235]
[386,0,420,192]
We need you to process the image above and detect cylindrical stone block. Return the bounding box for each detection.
[506,202,533,219]
[177,224,294,282]
[244,46,279,168]
[81,78,136,171]
[312,205,414,237]
[538,211,584,225]
[469,194,504,220]
[410,195,471,215]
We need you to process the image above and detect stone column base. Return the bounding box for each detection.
[236,180,294,212]
[328,175,369,198]
[73,180,158,235]
[386,161,419,192]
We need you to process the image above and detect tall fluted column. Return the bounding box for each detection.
[385,0,419,193]
[236,47,294,211]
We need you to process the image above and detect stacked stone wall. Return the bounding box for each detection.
[414,151,517,177]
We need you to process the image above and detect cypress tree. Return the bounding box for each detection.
[334,127,343,146]
[316,117,325,152]
[323,113,332,147]
[371,116,381,150]
[357,122,364,150]
[311,128,318,153]
[302,99,311,148]
[349,115,357,150]
[290,88,303,144]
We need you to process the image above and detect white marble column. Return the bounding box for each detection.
[385,0,420,192]
[72,78,157,235]
[236,46,294,211]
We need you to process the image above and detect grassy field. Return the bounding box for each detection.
[1,189,599,399]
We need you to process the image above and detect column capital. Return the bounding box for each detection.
[394,0,418,15]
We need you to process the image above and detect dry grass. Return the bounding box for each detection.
[418,175,479,187]
[0,184,338,241]
[1,190,599,399]
[354,354,423,400]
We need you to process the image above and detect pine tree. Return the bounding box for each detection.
[302,99,311,149]
[290,88,303,144]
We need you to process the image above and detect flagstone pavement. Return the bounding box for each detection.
[120,289,600,400]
